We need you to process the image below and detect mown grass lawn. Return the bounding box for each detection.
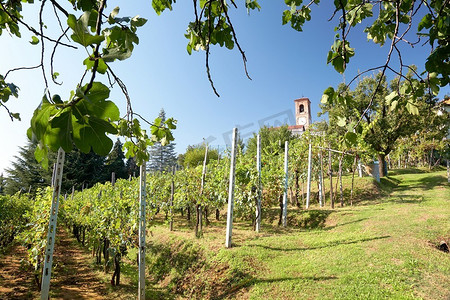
[139,168,449,299]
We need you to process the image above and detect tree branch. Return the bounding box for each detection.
[219,0,251,80]
[206,0,220,97]
[84,0,106,95]
[0,2,76,49]
[39,0,51,100]
[4,65,41,80]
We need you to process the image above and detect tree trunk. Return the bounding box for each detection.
[301,178,305,207]
[294,170,300,207]
[111,253,120,286]
[103,238,110,273]
[195,204,202,237]
[204,206,210,226]
[215,208,220,220]
[377,153,387,177]
[278,193,283,226]
[429,149,433,170]
[319,151,325,206]
[82,226,86,246]
[186,205,191,221]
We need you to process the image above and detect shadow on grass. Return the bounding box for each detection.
[263,208,333,231]
[214,275,338,300]
[382,174,447,196]
[379,176,401,193]
[248,235,390,252]
[323,217,369,231]
[388,168,428,175]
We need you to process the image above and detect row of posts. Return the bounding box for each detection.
[224,129,365,247]
[40,128,366,298]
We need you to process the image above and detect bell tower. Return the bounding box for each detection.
[294,98,311,129]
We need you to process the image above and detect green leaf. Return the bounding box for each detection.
[406,102,419,115]
[52,94,63,104]
[108,6,120,24]
[11,112,20,120]
[83,56,108,74]
[344,131,357,147]
[390,100,398,112]
[30,95,57,140]
[30,36,39,45]
[130,16,147,28]
[75,82,119,121]
[50,109,74,152]
[67,13,105,47]
[418,14,432,31]
[337,116,346,127]
[321,87,335,104]
[34,143,49,170]
[72,116,116,155]
[152,0,176,15]
[385,91,398,105]
[102,47,132,62]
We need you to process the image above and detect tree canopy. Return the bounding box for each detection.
[320,72,447,176]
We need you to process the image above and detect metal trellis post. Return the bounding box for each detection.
[225,128,238,248]
[256,134,262,233]
[41,148,65,300]
[306,142,312,209]
[138,163,146,300]
[282,141,289,227]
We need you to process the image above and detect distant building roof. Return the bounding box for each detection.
[287,125,305,130]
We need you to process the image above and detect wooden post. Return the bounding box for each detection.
[225,128,238,248]
[282,141,289,227]
[111,172,116,186]
[138,163,146,300]
[40,148,65,300]
[305,142,312,209]
[255,134,262,233]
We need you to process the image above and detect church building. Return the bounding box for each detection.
[287,97,312,135]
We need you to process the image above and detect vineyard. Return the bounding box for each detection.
[1,126,449,299]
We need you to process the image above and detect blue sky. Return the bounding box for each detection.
[0,1,448,173]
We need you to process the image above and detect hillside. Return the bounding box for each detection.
[143,169,449,299]
[1,168,448,299]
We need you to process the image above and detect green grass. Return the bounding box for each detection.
[139,168,449,299]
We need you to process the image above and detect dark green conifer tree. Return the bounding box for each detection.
[148,109,177,172]
[104,139,127,181]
